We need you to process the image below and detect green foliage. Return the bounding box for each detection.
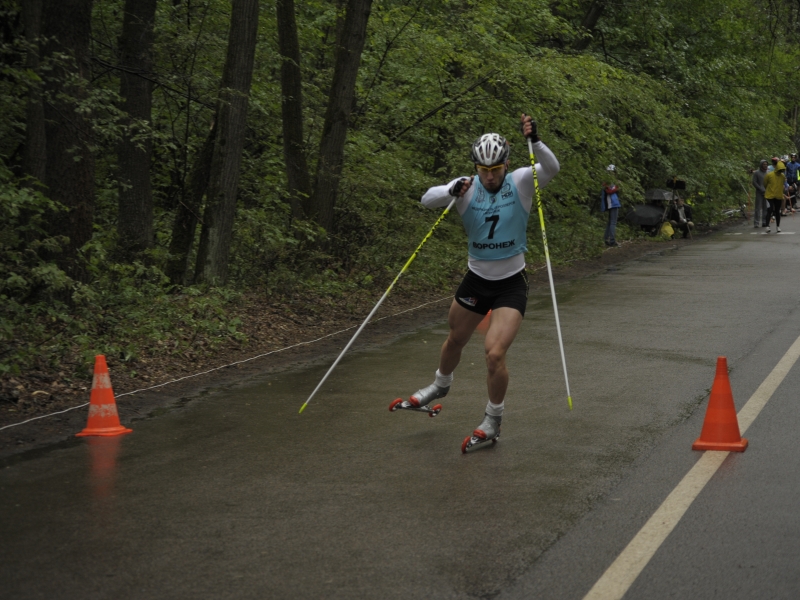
[3,0,799,380]
[1,262,246,377]
[0,162,244,375]
[0,164,69,301]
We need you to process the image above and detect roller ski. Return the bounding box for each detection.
[388,382,448,418]
[461,413,501,453]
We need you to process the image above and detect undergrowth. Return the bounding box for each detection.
[1,163,737,380]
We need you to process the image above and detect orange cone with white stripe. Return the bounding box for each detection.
[692,356,747,452]
[76,355,132,437]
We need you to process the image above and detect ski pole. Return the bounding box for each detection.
[527,136,573,410]
[299,198,457,414]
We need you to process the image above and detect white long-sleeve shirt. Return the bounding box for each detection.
[421,141,559,279]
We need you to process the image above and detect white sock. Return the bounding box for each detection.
[435,369,453,388]
[485,400,504,417]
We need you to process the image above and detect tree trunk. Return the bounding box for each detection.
[792,105,800,153]
[116,0,158,259]
[307,0,373,233]
[41,0,95,278]
[165,120,216,285]
[22,0,46,185]
[276,0,311,220]
[574,1,606,51]
[194,0,259,285]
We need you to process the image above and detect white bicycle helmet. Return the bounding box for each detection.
[471,133,509,166]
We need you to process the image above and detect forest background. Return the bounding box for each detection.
[2,0,799,417]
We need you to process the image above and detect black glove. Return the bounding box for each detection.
[528,119,539,141]
[520,113,540,142]
[449,177,468,197]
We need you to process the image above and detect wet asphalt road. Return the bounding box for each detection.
[2,221,800,599]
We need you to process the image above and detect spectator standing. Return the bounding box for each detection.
[752,159,768,228]
[668,197,694,238]
[786,153,800,199]
[764,160,786,233]
[768,156,778,172]
[601,165,621,247]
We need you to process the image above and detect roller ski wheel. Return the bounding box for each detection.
[461,430,499,453]
[388,398,443,417]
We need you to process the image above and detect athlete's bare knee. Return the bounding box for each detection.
[445,332,470,352]
[446,302,483,346]
[485,347,507,375]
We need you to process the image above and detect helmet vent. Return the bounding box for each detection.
[471,133,509,167]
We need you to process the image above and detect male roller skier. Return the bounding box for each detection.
[406,114,560,448]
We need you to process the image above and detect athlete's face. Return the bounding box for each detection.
[476,162,508,193]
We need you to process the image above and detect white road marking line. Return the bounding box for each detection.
[583,334,800,600]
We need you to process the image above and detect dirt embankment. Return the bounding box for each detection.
[0,233,703,460]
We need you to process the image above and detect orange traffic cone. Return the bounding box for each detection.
[76,355,132,437]
[692,356,747,452]
[476,309,492,334]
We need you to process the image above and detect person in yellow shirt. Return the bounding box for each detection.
[764,161,786,233]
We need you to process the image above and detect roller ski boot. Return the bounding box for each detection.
[388,382,448,418]
[461,413,501,453]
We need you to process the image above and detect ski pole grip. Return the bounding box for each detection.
[521,113,540,142]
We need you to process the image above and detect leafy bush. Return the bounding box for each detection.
[0,167,245,375]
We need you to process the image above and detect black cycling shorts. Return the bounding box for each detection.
[454,268,529,317]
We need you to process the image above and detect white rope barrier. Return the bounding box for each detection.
[0,403,92,431]
[0,296,452,432]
